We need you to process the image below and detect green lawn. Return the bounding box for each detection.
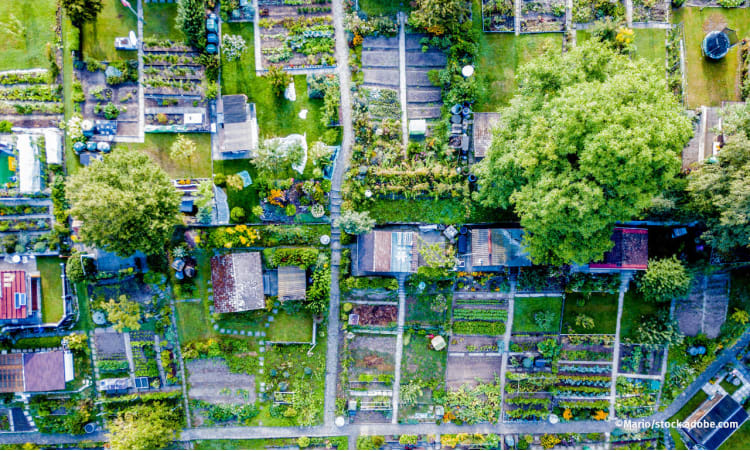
[174,252,217,343]
[620,283,668,341]
[729,267,750,313]
[473,0,562,112]
[673,7,750,108]
[267,311,314,343]
[0,0,58,70]
[401,333,446,382]
[720,378,741,395]
[37,257,64,324]
[213,159,261,222]
[221,23,339,146]
[81,0,138,61]
[358,0,409,16]
[562,292,618,334]
[368,198,468,224]
[720,418,750,450]
[118,133,212,179]
[74,281,93,332]
[144,3,183,41]
[512,297,563,333]
[576,29,666,69]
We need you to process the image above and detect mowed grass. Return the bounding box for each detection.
[38,257,64,324]
[358,0,410,16]
[620,283,667,341]
[81,0,137,61]
[213,159,261,222]
[117,133,212,179]
[473,0,562,112]
[562,292,618,334]
[0,0,58,70]
[175,252,217,343]
[221,22,340,146]
[512,297,563,333]
[144,3,183,41]
[267,312,314,343]
[632,28,667,67]
[673,7,750,108]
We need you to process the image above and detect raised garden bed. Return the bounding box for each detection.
[572,0,625,23]
[520,0,566,32]
[350,304,397,327]
[258,7,336,68]
[482,0,515,31]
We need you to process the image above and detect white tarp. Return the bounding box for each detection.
[44,129,62,165]
[17,134,40,193]
[64,351,75,382]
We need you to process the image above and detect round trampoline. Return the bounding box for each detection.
[703,30,731,60]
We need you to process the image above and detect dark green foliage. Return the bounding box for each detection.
[176,0,207,50]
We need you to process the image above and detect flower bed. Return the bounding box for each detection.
[615,376,659,418]
[258,12,336,68]
[0,70,48,85]
[0,218,50,232]
[520,0,566,32]
[572,0,625,23]
[632,0,668,22]
[482,0,515,31]
[0,205,48,215]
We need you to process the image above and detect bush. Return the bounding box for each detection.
[452,321,505,335]
[637,256,691,303]
[214,173,226,186]
[297,437,311,448]
[103,102,122,120]
[0,120,12,133]
[262,247,319,269]
[230,207,245,222]
[285,204,297,216]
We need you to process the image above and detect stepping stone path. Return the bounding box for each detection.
[405,34,446,121]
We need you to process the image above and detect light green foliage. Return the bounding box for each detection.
[633,313,683,349]
[688,103,750,254]
[170,134,197,163]
[475,41,692,265]
[334,210,375,235]
[102,294,141,333]
[107,401,181,449]
[637,256,691,303]
[575,314,595,330]
[66,149,181,256]
[408,0,471,35]
[399,380,424,406]
[266,64,292,97]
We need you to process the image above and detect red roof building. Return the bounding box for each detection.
[211,252,265,313]
[0,271,30,321]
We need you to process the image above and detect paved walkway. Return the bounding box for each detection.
[390,275,407,422]
[137,0,145,141]
[498,277,516,420]
[322,0,355,426]
[609,272,632,419]
[397,13,408,150]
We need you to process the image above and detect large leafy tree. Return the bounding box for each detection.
[687,104,750,254]
[408,0,471,35]
[108,402,181,449]
[176,0,206,50]
[66,149,181,257]
[61,0,103,28]
[475,42,692,265]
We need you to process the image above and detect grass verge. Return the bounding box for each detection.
[512,296,563,333]
[38,257,64,324]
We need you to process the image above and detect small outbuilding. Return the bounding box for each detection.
[211,252,265,313]
[277,265,306,301]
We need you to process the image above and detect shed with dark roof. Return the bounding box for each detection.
[357,230,417,274]
[212,252,265,313]
[683,394,749,449]
[222,95,257,155]
[277,266,306,301]
[23,351,66,392]
[470,228,531,269]
[590,228,649,271]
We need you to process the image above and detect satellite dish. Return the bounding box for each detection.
[129,30,137,46]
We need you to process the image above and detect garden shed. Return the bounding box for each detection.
[682,394,748,449]
[277,265,306,301]
[470,228,531,270]
[0,269,41,326]
[589,228,648,271]
[16,134,41,193]
[356,230,417,274]
[0,350,72,393]
[211,252,265,313]
[220,94,258,157]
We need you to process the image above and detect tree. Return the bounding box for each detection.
[170,134,197,163]
[66,149,181,256]
[638,256,691,303]
[64,332,88,352]
[334,210,375,235]
[176,0,206,50]
[632,313,684,350]
[60,0,103,29]
[102,294,141,332]
[474,41,692,265]
[195,180,214,224]
[688,103,750,254]
[408,0,471,35]
[399,380,424,406]
[107,402,181,449]
[253,138,304,176]
[534,310,555,330]
[265,65,292,97]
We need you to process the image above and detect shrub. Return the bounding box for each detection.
[205,81,219,100]
[156,113,168,124]
[252,205,264,218]
[297,437,310,448]
[285,204,297,216]
[103,103,122,120]
[637,256,691,303]
[0,120,11,133]
[262,247,319,269]
[265,65,292,97]
[222,34,247,61]
[214,173,226,186]
[230,207,245,222]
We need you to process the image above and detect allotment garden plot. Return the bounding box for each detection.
[257,0,335,69]
[344,333,397,424]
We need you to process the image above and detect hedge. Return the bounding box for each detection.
[452,321,506,336]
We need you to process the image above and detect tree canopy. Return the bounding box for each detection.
[107,402,181,449]
[61,0,103,28]
[688,103,750,254]
[66,148,181,257]
[102,294,142,332]
[408,0,471,35]
[474,42,692,265]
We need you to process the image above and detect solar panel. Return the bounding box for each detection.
[134,377,149,389]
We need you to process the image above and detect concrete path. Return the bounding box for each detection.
[253,0,262,73]
[609,272,631,419]
[322,0,355,427]
[170,299,193,428]
[397,12,408,150]
[390,275,407,423]
[498,276,517,420]
[122,332,137,388]
[137,0,145,141]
